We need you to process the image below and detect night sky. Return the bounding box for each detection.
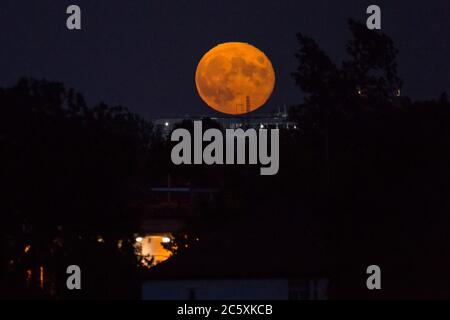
[0,0,448,119]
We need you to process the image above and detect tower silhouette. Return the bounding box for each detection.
[235,95,251,114]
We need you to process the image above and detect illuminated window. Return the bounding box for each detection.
[136,235,173,267]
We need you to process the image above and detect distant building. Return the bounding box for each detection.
[153,108,297,137]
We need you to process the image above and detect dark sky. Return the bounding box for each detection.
[0,0,448,119]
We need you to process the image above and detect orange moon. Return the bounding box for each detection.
[195,42,275,115]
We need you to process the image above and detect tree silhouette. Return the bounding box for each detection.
[0,78,162,298]
[290,19,450,298]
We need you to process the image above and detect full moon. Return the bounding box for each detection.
[195,42,275,115]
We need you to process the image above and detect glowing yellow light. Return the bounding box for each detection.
[24,244,31,253]
[39,266,44,289]
[162,236,171,243]
[136,237,143,243]
[137,235,173,268]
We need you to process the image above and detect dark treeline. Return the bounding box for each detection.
[1,19,449,299]
[283,19,450,298]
